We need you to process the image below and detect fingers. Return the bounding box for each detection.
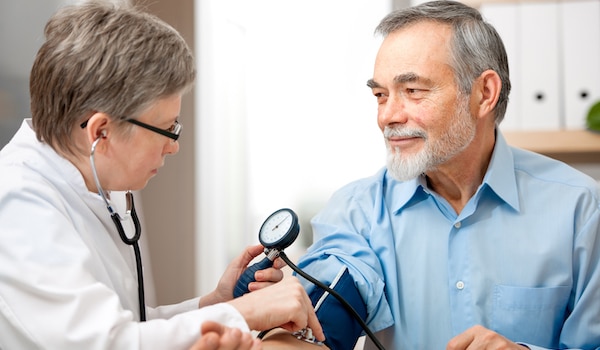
[189,332,220,350]
[305,304,325,341]
[194,321,261,350]
[260,277,325,341]
[446,328,475,350]
[240,244,266,267]
[201,320,227,335]
[251,268,284,286]
[280,279,324,340]
[446,325,525,350]
[231,277,324,342]
[272,257,287,269]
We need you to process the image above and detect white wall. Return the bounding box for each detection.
[195,0,391,294]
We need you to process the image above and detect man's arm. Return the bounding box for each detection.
[261,328,331,350]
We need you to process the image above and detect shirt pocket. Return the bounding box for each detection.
[491,284,570,347]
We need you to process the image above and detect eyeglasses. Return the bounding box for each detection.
[126,119,182,141]
[80,118,182,141]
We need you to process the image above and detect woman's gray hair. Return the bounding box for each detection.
[30,0,196,154]
[376,0,510,124]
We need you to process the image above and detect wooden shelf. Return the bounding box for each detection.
[503,129,600,163]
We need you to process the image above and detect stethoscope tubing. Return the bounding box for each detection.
[90,136,146,321]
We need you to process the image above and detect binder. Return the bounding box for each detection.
[559,0,600,130]
[518,2,561,130]
[480,2,521,131]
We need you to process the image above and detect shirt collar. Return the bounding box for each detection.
[483,130,520,212]
[388,129,520,214]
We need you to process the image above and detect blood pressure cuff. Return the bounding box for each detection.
[307,266,367,350]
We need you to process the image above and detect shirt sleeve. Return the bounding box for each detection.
[297,180,394,334]
[556,198,600,349]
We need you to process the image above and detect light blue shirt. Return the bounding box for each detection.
[298,132,600,350]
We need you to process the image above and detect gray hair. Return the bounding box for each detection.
[30,0,196,154]
[376,0,510,124]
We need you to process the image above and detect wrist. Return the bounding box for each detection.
[198,290,221,308]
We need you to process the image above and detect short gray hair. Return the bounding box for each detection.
[376,0,510,124]
[30,0,196,154]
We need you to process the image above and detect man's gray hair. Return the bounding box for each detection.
[376,0,511,124]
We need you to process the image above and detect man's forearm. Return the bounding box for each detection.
[261,328,330,350]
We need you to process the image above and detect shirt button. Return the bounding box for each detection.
[456,281,465,290]
[454,222,461,229]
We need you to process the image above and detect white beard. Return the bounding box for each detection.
[385,95,476,182]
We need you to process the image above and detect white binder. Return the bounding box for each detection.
[518,2,562,130]
[559,0,600,130]
[480,2,521,131]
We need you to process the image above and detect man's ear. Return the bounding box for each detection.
[475,69,502,119]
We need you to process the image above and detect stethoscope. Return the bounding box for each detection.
[90,135,146,322]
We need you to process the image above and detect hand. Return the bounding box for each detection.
[228,276,325,342]
[446,325,529,350]
[200,244,285,306]
[189,321,262,350]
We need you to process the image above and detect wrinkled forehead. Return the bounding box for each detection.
[373,21,454,81]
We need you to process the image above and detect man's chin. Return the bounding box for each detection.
[387,166,423,182]
[386,153,427,182]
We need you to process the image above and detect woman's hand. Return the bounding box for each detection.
[189,321,262,350]
[228,276,325,342]
[200,245,286,307]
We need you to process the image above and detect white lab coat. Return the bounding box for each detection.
[0,119,249,349]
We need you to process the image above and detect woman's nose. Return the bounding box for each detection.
[165,139,180,155]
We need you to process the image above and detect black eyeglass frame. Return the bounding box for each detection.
[80,118,182,141]
[126,119,181,141]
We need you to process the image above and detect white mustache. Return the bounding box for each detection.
[383,126,427,139]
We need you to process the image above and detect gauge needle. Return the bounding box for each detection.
[273,216,289,230]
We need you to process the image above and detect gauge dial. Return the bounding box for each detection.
[258,208,300,249]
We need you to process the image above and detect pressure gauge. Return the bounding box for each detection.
[233,208,301,298]
[258,208,300,250]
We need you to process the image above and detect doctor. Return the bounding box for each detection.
[0,1,323,349]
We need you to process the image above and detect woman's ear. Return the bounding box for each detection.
[475,69,502,119]
[84,112,111,143]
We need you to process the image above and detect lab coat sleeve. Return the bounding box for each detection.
[139,303,250,350]
[0,173,250,350]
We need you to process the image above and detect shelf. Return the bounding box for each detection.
[503,129,600,163]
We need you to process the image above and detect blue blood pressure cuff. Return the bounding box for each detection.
[307,266,367,350]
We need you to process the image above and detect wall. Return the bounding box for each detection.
[194,0,393,294]
[135,0,197,305]
[0,0,70,147]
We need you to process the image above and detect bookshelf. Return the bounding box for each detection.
[503,129,600,163]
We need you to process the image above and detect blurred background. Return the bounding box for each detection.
[1,0,599,309]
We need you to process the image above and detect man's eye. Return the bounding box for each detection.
[372,91,388,104]
[372,89,387,98]
[405,88,427,98]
